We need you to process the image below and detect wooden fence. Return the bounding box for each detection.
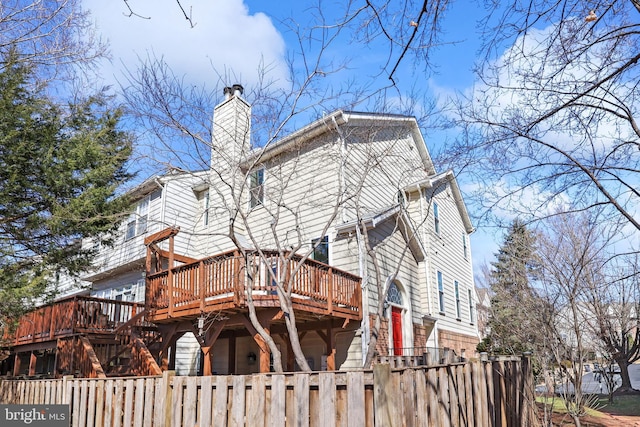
[0,357,537,427]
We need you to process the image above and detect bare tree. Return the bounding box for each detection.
[0,0,107,84]
[534,212,609,426]
[445,0,640,235]
[587,253,640,393]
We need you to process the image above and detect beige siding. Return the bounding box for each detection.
[419,184,478,343]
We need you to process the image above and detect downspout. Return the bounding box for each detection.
[355,222,369,366]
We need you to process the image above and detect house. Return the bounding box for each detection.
[1,84,479,377]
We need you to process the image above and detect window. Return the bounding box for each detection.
[312,236,329,264]
[455,281,461,319]
[462,232,468,259]
[433,202,440,235]
[197,189,210,226]
[125,192,156,240]
[437,271,445,313]
[468,289,475,324]
[249,168,264,208]
[386,281,403,305]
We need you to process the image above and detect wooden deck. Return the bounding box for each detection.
[145,249,362,323]
[6,295,143,347]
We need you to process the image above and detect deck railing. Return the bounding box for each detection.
[146,250,362,320]
[7,296,142,346]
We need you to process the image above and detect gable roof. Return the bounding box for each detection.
[335,204,426,262]
[246,110,436,175]
[404,170,475,234]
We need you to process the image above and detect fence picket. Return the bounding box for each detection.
[199,375,213,427]
[347,371,365,426]
[183,377,198,427]
[319,372,338,427]
[271,374,285,427]
[247,374,265,425]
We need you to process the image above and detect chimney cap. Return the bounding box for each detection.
[232,84,244,95]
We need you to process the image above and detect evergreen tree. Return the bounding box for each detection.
[484,219,541,354]
[0,52,133,330]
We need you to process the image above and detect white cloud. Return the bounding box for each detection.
[84,0,287,89]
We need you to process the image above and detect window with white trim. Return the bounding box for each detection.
[433,202,440,235]
[437,271,445,313]
[249,168,264,208]
[125,190,160,240]
[468,288,475,324]
[196,189,210,226]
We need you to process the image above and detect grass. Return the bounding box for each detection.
[537,394,640,419]
[594,395,640,417]
[536,396,602,417]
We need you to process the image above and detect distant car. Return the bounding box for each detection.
[535,384,548,393]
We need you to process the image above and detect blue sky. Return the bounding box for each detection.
[83,0,501,274]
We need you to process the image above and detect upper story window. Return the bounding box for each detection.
[455,281,461,319]
[196,189,210,226]
[311,236,329,264]
[437,271,445,313]
[249,168,264,208]
[125,189,161,240]
[433,202,440,235]
[468,288,475,324]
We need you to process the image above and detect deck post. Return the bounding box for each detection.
[199,260,205,312]
[326,327,336,371]
[327,268,333,314]
[168,235,175,317]
[28,351,37,376]
[12,353,20,376]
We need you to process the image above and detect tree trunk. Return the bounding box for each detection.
[614,357,634,392]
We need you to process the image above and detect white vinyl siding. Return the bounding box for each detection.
[421,182,478,339]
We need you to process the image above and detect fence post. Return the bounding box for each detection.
[521,352,535,426]
[160,370,175,427]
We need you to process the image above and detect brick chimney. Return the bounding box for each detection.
[212,84,251,170]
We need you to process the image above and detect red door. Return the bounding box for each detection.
[391,307,403,356]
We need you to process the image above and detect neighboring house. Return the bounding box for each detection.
[1,85,479,378]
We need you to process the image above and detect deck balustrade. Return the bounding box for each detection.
[6,296,142,346]
[145,250,362,322]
